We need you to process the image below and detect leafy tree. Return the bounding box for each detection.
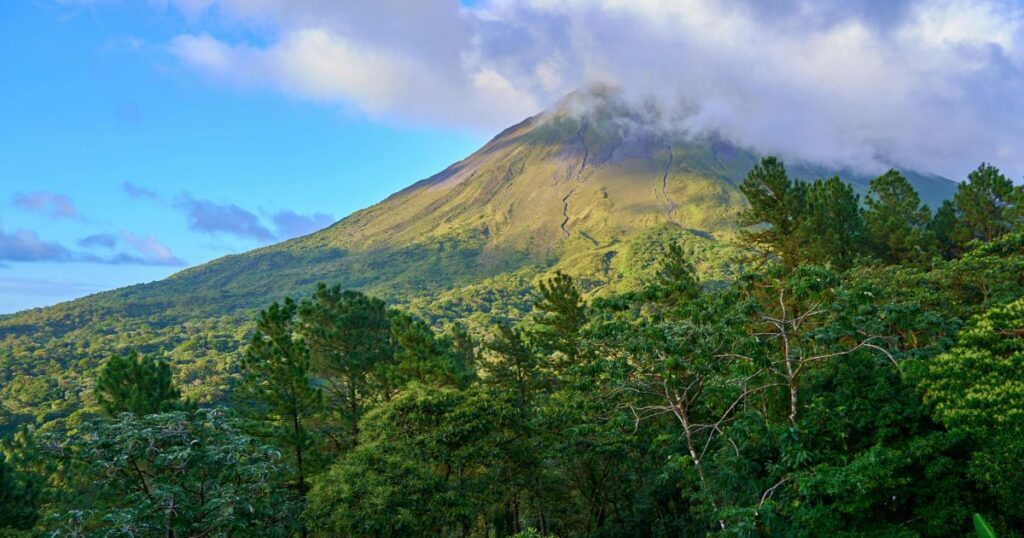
[954,163,1024,243]
[236,298,323,494]
[46,408,298,537]
[95,351,180,416]
[739,156,806,268]
[921,297,1024,528]
[304,385,518,537]
[864,169,935,264]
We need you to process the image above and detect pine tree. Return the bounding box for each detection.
[799,176,865,270]
[930,199,961,259]
[0,454,41,531]
[863,169,935,264]
[95,351,180,416]
[532,271,586,364]
[655,241,701,305]
[954,163,1024,243]
[388,310,476,388]
[739,156,807,269]
[236,298,322,494]
[297,284,396,448]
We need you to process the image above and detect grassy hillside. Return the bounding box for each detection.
[0,90,957,433]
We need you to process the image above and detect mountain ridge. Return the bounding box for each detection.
[3,90,956,322]
[0,89,961,433]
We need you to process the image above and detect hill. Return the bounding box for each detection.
[0,88,957,431]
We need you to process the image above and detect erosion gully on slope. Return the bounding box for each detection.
[560,126,591,238]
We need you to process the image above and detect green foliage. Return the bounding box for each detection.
[864,169,935,264]
[236,298,323,493]
[739,156,807,267]
[531,272,587,362]
[297,285,396,448]
[800,176,865,270]
[921,297,1024,521]
[304,385,519,537]
[954,163,1024,243]
[46,408,298,537]
[7,134,1016,537]
[95,351,180,416]
[653,240,702,304]
[0,454,41,531]
[931,199,962,259]
[975,513,997,538]
[389,311,477,388]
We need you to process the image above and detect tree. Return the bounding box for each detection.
[921,297,1024,527]
[738,157,806,269]
[653,240,701,305]
[0,455,41,532]
[236,298,322,495]
[930,199,961,259]
[738,266,891,426]
[954,163,1024,243]
[298,285,396,449]
[531,272,587,365]
[799,176,866,269]
[95,351,180,416]
[46,408,298,537]
[863,169,935,264]
[388,311,476,388]
[304,385,518,537]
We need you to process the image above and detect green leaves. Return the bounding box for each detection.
[739,156,807,268]
[236,297,323,490]
[921,297,1024,520]
[46,408,298,537]
[864,169,935,265]
[95,350,180,416]
[954,163,1024,243]
[974,513,996,538]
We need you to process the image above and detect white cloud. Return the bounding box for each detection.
[160,0,1024,179]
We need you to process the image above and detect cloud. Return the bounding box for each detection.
[0,223,184,266]
[0,226,74,262]
[121,181,160,200]
[175,195,275,241]
[271,209,335,239]
[13,191,79,220]
[114,231,186,266]
[159,0,1024,178]
[78,233,118,249]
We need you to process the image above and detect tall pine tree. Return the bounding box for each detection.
[236,298,323,495]
[863,169,935,264]
[954,163,1024,243]
[799,176,865,270]
[739,156,807,269]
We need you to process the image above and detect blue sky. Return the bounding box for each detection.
[0,1,485,313]
[3,0,1022,313]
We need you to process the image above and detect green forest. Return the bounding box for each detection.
[3,157,1024,536]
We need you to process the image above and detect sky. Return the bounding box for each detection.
[2,0,1023,314]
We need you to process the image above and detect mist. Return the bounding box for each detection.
[162,0,1024,180]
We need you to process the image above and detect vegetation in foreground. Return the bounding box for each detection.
[2,158,1024,536]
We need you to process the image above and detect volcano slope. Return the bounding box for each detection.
[0,90,956,431]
